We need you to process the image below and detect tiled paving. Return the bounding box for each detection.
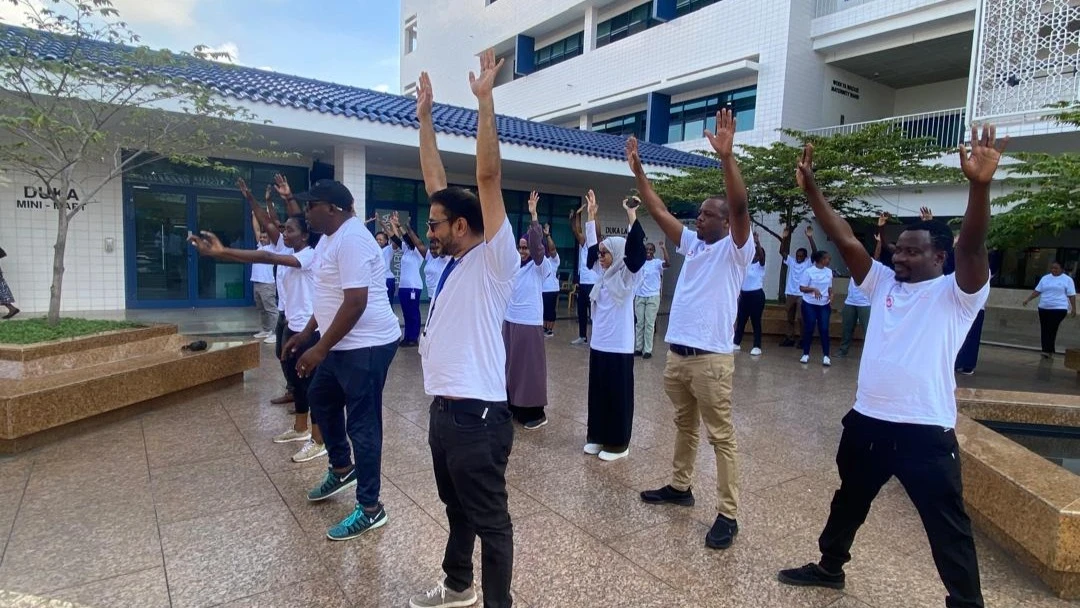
[0,317,1077,607]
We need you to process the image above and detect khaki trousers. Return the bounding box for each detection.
[663,350,738,519]
[784,296,802,340]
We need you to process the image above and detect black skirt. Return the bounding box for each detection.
[586,348,635,449]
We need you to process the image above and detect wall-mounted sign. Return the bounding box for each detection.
[15,185,82,211]
[830,79,860,100]
[603,225,628,236]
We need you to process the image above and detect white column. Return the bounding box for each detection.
[578,114,592,130]
[334,144,367,219]
[583,6,598,52]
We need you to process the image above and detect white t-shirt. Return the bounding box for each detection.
[424,251,450,300]
[634,258,665,298]
[741,261,765,292]
[854,261,989,428]
[381,245,395,281]
[801,266,834,305]
[311,217,401,350]
[542,254,561,293]
[251,243,275,284]
[280,247,317,332]
[665,228,755,354]
[1035,273,1077,310]
[845,277,871,307]
[505,259,545,326]
[783,255,812,296]
[398,241,425,290]
[420,219,519,401]
[578,244,598,285]
[587,221,638,353]
[273,235,291,312]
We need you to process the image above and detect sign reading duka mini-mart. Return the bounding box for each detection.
[15,185,82,211]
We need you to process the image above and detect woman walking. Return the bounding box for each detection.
[733,232,766,356]
[584,192,646,462]
[799,250,834,366]
[504,191,550,429]
[1023,262,1077,358]
[0,246,18,319]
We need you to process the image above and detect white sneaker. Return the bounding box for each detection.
[583,443,603,455]
[799,354,810,364]
[750,347,762,356]
[292,439,327,462]
[734,344,742,351]
[263,334,277,344]
[823,356,832,367]
[253,331,269,338]
[409,582,478,608]
[598,448,629,462]
[273,428,311,443]
[571,337,587,345]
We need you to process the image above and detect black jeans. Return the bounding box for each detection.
[1038,308,1068,354]
[308,341,398,506]
[734,288,765,349]
[274,312,292,392]
[429,397,514,608]
[818,410,983,608]
[576,283,593,339]
[281,327,320,415]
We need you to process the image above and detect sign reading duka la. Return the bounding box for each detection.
[16,185,82,211]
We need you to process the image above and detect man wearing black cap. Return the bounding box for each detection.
[280,178,402,541]
[408,51,519,608]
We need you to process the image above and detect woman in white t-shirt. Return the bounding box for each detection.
[541,223,561,337]
[584,195,646,462]
[504,193,549,429]
[188,215,327,464]
[734,232,766,356]
[1023,262,1077,357]
[799,250,834,366]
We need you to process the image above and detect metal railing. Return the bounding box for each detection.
[806,108,967,148]
[813,0,880,18]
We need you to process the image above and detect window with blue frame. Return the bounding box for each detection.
[534,32,584,72]
[667,85,756,143]
[596,2,657,48]
[675,0,723,17]
[592,111,648,139]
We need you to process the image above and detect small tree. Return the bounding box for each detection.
[652,122,962,294]
[0,0,276,323]
[988,102,1080,249]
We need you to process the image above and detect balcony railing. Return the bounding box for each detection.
[805,108,967,148]
[813,0,879,18]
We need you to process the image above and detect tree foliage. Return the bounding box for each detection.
[0,0,284,323]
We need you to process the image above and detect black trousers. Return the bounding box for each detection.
[1038,308,1068,354]
[954,310,984,372]
[586,349,635,450]
[818,410,983,608]
[542,291,558,323]
[274,312,292,392]
[281,327,319,415]
[429,398,514,608]
[734,289,765,349]
[576,283,593,339]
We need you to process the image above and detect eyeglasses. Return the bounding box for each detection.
[426,219,449,230]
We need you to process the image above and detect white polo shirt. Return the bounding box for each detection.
[311,217,401,350]
[800,266,834,305]
[845,277,871,307]
[381,245,395,281]
[741,261,765,292]
[251,243,275,284]
[1035,273,1076,310]
[424,251,450,300]
[634,258,665,298]
[280,247,316,332]
[578,244,598,285]
[542,254,561,293]
[854,261,989,428]
[665,227,755,354]
[420,219,519,401]
[784,255,812,297]
[398,241,424,290]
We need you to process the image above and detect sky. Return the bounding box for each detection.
[0,0,402,92]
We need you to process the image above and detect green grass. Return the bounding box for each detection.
[0,318,144,345]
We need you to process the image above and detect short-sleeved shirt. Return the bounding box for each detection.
[424,251,450,300]
[251,243,276,284]
[542,254,561,293]
[398,241,425,290]
[854,261,990,428]
[420,219,520,401]
[741,261,765,292]
[634,258,665,298]
[273,235,291,312]
[1035,273,1076,310]
[311,217,401,350]
[845,277,871,307]
[665,228,755,354]
[280,247,316,332]
[800,266,834,305]
[577,244,598,285]
[505,259,545,326]
[783,255,812,296]
[381,245,395,281]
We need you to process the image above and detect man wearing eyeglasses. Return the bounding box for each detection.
[279,179,402,542]
[408,52,520,608]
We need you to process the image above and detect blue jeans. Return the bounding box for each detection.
[400,287,422,342]
[308,341,399,506]
[801,301,831,357]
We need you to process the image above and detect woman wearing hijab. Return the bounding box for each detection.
[583,190,647,461]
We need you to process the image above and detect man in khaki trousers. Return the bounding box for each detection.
[625,108,754,551]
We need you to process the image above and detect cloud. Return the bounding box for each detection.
[202,42,239,64]
[110,0,200,27]
[373,84,391,93]
[0,0,45,27]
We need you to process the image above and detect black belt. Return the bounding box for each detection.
[669,344,718,357]
[432,396,507,417]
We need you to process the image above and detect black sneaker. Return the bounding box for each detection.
[640,485,695,506]
[779,338,795,347]
[634,350,643,357]
[642,352,652,360]
[777,563,846,590]
[705,514,738,549]
[523,416,548,431]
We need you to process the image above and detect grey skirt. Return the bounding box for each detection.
[0,268,12,305]
[503,321,547,408]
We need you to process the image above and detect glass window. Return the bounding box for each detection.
[533,32,584,72]
[667,85,757,142]
[675,0,722,18]
[592,110,647,139]
[596,2,657,48]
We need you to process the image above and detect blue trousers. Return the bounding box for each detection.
[308,341,398,506]
[801,301,832,357]
[385,278,396,308]
[399,287,422,341]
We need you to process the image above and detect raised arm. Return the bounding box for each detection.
[403,224,429,257]
[796,144,872,285]
[238,178,279,244]
[416,71,448,196]
[626,136,685,244]
[542,223,556,257]
[188,231,301,268]
[585,192,601,270]
[703,108,750,247]
[526,191,544,265]
[470,49,507,241]
[805,226,819,255]
[779,226,792,259]
[657,238,671,268]
[753,231,765,264]
[624,199,646,273]
[272,174,303,217]
[873,212,888,260]
[571,202,586,246]
[955,124,1007,294]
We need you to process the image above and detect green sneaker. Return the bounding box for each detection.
[327,503,388,541]
[307,467,357,502]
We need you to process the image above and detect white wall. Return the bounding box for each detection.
[0,162,125,313]
[893,78,968,115]
[819,65,897,127]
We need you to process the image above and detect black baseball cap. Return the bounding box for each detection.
[295,179,354,211]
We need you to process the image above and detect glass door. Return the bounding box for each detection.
[194,194,250,305]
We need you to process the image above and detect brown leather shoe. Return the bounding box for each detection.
[270,392,294,405]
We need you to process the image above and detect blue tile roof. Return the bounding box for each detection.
[0,25,716,170]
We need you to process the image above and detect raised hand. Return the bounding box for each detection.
[753,231,761,243]
[264,184,273,203]
[528,191,540,219]
[390,211,401,228]
[704,108,736,158]
[781,226,792,239]
[805,226,814,238]
[920,206,934,221]
[236,178,252,199]
[874,232,881,243]
[273,173,292,199]
[585,189,599,220]
[625,136,644,177]
[623,196,638,221]
[365,215,377,225]
[960,123,1008,185]
[877,211,890,227]
[187,231,225,256]
[417,71,434,121]
[469,48,504,99]
[796,144,815,192]
[543,223,551,237]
